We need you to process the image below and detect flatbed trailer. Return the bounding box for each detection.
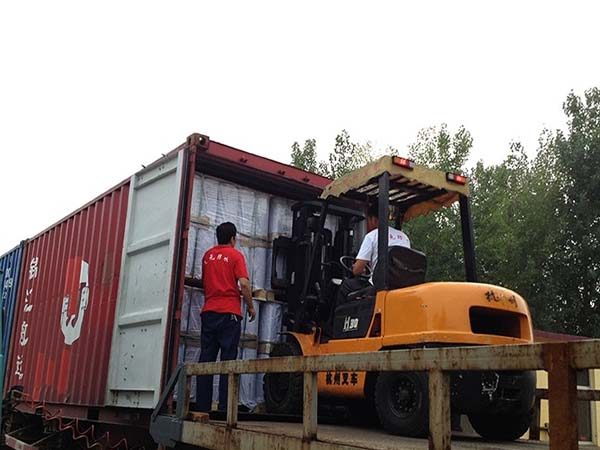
[151,340,600,450]
[180,420,599,450]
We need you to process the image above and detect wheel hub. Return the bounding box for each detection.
[391,378,419,415]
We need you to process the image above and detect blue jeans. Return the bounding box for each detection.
[195,311,241,412]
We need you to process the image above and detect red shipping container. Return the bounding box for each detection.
[5,134,330,411]
[6,182,130,406]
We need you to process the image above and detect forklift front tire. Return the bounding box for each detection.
[264,340,304,415]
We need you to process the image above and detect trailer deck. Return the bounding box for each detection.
[180,420,599,450]
[152,340,600,450]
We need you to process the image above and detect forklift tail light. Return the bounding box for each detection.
[446,172,467,185]
[392,156,415,170]
[369,313,382,337]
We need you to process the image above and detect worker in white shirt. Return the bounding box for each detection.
[337,203,410,304]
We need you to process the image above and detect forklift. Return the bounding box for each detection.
[265,155,536,441]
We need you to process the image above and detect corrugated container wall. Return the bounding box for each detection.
[5,183,130,406]
[4,134,331,412]
[0,243,25,391]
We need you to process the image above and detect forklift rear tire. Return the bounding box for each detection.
[264,340,303,415]
[468,410,532,441]
[375,371,429,437]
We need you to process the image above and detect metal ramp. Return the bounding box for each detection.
[151,341,600,450]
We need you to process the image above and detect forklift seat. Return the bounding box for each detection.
[346,246,427,301]
[387,246,427,289]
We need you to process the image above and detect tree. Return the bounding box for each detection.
[289,130,373,178]
[290,138,320,174]
[402,122,574,334]
[403,124,474,282]
[407,124,472,172]
[464,87,600,337]
[536,88,600,336]
[326,130,373,178]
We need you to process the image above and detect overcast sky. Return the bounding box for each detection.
[1,1,599,253]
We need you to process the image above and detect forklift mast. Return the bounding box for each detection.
[270,201,364,333]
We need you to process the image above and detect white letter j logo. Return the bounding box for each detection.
[60,260,89,345]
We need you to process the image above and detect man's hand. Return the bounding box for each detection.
[247,305,257,322]
[352,259,369,277]
[239,277,255,322]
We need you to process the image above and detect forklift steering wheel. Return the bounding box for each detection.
[339,256,372,279]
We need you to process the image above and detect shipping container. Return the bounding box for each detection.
[4,134,330,421]
[6,182,130,407]
[0,242,25,393]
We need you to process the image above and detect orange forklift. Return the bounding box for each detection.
[264,155,536,441]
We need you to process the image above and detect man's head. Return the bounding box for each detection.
[366,203,379,232]
[216,222,237,246]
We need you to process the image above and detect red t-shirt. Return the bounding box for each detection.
[201,245,249,316]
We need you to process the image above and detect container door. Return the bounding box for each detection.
[107,150,187,408]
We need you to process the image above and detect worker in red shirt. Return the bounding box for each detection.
[194,222,256,412]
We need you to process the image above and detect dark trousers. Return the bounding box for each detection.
[195,311,241,412]
[336,277,370,306]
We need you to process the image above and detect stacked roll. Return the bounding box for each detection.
[186,174,271,291]
[255,301,284,406]
[179,173,294,410]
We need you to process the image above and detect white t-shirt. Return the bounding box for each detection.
[356,227,411,281]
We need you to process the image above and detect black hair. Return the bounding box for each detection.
[367,202,379,219]
[216,222,237,245]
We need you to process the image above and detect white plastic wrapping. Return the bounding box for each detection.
[268,197,296,240]
[190,224,216,279]
[181,287,204,337]
[185,225,197,277]
[190,175,205,222]
[210,353,257,411]
[255,301,284,407]
[238,301,260,410]
[188,174,272,290]
[255,352,269,406]
[238,347,258,410]
[191,175,270,239]
[241,301,260,340]
[182,172,310,410]
[236,242,268,291]
[264,248,277,292]
[174,341,202,402]
[258,301,283,345]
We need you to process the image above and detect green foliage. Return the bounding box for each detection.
[327,130,373,178]
[289,88,600,337]
[290,138,320,174]
[468,141,561,327]
[466,89,600,336]
[404,124,474,282]
[289,130,373,178]
[407,124,472,172]
[535,88,600,336]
